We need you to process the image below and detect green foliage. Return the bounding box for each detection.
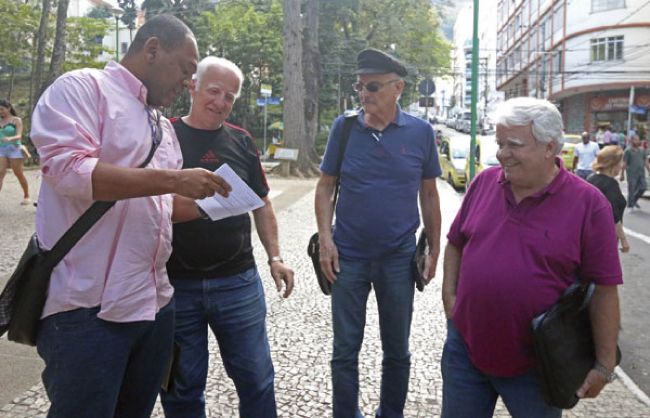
[64,17,113,71]
[87,5,114,19]
[319,0,452,113]
[0,0,39,73]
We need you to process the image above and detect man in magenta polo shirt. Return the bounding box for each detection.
[441,97,623,418]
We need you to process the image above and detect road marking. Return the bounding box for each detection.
[268,190,282,200]
[623,227,650,245]
[616,366,650,408]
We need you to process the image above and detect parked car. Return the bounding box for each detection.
[560,134,582,170]
[465,135,499,189]
[439,136,470,189]
[479,115,495,134]
[457,111,472,132]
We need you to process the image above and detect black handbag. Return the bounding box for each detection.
[0,115,161,346]
[531,281,621,409]
[412,230,428,292]
[308,114,355,296]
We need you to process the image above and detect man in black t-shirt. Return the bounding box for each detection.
[160,57,294,418]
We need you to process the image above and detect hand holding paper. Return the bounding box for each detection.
[195,163,264,221]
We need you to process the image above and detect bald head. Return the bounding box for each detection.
[126,14,194,57]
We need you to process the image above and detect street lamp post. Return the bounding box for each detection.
[468,0,480,182]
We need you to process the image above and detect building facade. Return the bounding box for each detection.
[496,0,650,135]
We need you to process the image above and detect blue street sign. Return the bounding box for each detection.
[257,97,282,106]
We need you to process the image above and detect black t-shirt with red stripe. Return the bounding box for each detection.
[166,117,269,280]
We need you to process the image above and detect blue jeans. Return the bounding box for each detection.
[37,301,175,418]
[441,320,562,418]
[575,169,593,180]
[331,238,416,418]
[160,267,276,418]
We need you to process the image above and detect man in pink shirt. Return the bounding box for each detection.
[440,98,622,418]
[30,15,231,418]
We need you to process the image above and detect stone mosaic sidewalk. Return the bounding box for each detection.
[2,180,649,417]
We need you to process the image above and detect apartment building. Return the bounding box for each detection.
[496,0,650,134]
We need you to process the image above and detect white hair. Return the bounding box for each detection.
[494,97,564,155]
[194,56,244,98]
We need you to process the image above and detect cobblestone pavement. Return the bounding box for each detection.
[1,172,649,417]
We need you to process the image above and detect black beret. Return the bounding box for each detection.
[355,48,407,77]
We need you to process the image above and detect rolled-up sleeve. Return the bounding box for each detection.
[31,74,101,201]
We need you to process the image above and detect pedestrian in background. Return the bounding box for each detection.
[315,48,442,418]
[0,99,31,205]
[620,133,650,210]
[588,145,630,252]
[573,131,599,179]
[441,97,622,418]
[160,56,294,418]
[30,15,231,418]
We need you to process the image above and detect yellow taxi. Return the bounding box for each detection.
[560,134,582,169]
[439,136,470,189]
[464,135,499,188]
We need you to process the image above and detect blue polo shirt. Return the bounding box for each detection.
[321,108,441,259]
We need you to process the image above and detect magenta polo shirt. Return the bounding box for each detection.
[447,163,623,377]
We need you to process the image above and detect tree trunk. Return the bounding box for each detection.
[43,0,70,93]
[301,0,321,173]
[7,67,15,101]
[31,0,51,110]
[282,0,307,176]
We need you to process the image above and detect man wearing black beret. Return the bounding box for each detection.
[315,48,442,418]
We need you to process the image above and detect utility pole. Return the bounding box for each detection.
[480,57,489,112]
[469,0,479,182]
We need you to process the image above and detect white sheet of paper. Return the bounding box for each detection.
[195,163,265,221]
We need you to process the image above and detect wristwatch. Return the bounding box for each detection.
[593,361,616,383]
[268,256,283,265]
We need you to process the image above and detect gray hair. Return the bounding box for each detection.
[494,97,564,155]
[194,57,244,98]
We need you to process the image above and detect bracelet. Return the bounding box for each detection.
[268,256,283,265]
[593,361,616,383]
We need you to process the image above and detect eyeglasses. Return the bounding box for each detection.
[146,106,162,147]
[352,79,399,93]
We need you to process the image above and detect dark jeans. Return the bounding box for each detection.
[331,238,416,418]
[160,267,276,418]
[441,320,561,418]
[627,171,647,207]
[37,301,175,418]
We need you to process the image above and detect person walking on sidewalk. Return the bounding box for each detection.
[315,48,442,418]
[0,99,31,205]
[588,145,630,252]
[620,133,650,210]
[572,131,599,179]
[160,57,294,418]
[30,15,231,418]
[441,97,623,418]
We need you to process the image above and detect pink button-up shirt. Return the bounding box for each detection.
[31,62,182,322]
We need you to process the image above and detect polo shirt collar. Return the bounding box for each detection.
[357,104,407,128]
[498,157,568,199]
[105,61,149,105]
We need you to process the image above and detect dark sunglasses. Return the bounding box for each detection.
[352,79,399,93]
[146,106,162,147]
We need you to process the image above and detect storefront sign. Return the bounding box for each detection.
[590,95,650,112]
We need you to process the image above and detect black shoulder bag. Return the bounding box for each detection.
[0,110,162,346]
[307,115,355,295]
